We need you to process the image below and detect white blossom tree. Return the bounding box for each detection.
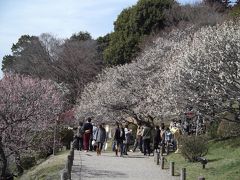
[76,20,240,127]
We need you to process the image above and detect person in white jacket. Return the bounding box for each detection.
[123,124,132,155]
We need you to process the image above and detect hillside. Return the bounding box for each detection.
[17,151,68,180]
[166,137,240,180]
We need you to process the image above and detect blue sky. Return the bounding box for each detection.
[0,0,197,78]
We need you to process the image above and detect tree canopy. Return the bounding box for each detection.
[103,0,174,66]
[2,32,103,105]
[76,20,240,125]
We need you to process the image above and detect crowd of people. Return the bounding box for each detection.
[72,117,107,156]
[72,115,206,156]
[113,117,206,156]
[112,122,172,156]
[116,122,176,156]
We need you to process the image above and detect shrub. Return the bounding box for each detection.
[207,120,220,139]
[217,120,240,138]
[59,128,74,150]
[21,156,36,169]
[180,135,208,162]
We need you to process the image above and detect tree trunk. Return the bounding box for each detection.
[0,141,7,180]
[14,151,24,176]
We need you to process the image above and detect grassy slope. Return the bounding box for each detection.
[166,137,240,180]
[17,150,68,180]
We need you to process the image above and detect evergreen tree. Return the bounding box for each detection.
[104,0,174,65]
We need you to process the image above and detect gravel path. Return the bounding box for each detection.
[71,150,178,180]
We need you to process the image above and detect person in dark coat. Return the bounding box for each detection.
[113,122,125,156]
[154,125,161,153]
[83,117,93,152]
[142,123,151,156]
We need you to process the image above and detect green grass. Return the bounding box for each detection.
[166,136,240,180]
[17,150,69,180]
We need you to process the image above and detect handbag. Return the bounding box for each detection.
[104,142,108,151]
[92,140,96,146]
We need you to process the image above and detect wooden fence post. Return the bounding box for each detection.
[180,168,186,180]
[160,147,163,156]
[154,152,156,162]
[160,156,164,169]
[156,152,160,165]
[170,161,174,176]
[70,149,74,166]
[60,169,69,180]
[67,155,72,179]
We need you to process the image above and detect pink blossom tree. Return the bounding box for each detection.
[0,74,64,178]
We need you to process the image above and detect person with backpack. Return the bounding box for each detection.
[77,122,84,151]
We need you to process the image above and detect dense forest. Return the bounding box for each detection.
[1,0,240,178]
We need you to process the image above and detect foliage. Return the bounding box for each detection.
[103,0,174,65]
[2,33,103,105]
[1,55,15,72]
[180,135,208,162]
[203,0,229,12]
[96,34,111,62]
[70,31,92,41]
[2,35,50,77]
[21,156,36,170]
[229,4,240,17]
[164,3,225,27]
[207,120,220,139]
[217,119,240,137]
[59,128,74,150]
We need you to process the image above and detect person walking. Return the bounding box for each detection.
[123,124,132,155]
[113,122,125,156]
[83,117,93,152]
[142,123,151,156]
[154,125,161,153]
[132,124,143,152]
[113,122,121,156]
[94,124,107,155]
[91,123,98,151]
[77,122,84,151]
[119,124,125,156]
[160,123,166,153]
